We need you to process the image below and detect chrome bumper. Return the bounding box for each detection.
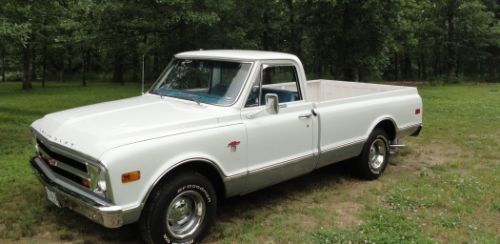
[30,156,124,228]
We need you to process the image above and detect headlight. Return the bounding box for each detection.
[97,179,107,192]
[87,163,109,197]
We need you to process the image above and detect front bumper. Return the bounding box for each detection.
[30,156,124,228]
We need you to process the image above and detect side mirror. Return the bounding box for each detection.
[265,93,279,114]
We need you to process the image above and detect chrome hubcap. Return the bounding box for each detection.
[166,190,205,239]
[368,138,387,171]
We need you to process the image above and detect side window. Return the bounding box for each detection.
[262,66,298,85]
[245,64,302,107]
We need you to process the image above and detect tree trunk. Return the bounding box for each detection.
[417,52,422,80]
[31,47,37,81]
[394,52,399,80]
[1,50,5,82]
[420,52,427,80]
[433,47,440,78]
[113,51,124,85]
[446,0,458,83]
[59,70,64,82]
[131,49,139,83]
[66,56,72,82]
[22,44,33,90]
[354,67,360,81]
[82,50,87,86]
[404,52,412,80]
[59,58,65,83]
[286,0,301,57]
[152,53,158,78]
[42,45,46,87]
[262,10,270,50]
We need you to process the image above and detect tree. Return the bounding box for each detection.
[0,0,498,85]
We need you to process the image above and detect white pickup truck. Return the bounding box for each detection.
[30,50,422,243]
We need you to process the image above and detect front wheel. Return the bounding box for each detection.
[140,171,217,244]
[355,128,390,180]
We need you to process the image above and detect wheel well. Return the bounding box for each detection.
[375,119,396,142]
[154,160,226,201]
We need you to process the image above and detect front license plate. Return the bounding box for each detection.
[45,187,61,207]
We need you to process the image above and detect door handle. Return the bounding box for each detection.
[298,113,312,119]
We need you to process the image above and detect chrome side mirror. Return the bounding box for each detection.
[265,93,279,114]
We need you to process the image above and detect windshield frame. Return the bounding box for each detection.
[148,57,254,107]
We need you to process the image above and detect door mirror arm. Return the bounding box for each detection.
[246,93,279,119]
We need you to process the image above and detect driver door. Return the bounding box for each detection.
[241,62,316,193]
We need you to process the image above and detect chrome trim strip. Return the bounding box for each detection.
[321,138,366,154]
[243,153,316,195]
[248,154,313,175]
[316,140,365,168]
[224,171,247,182]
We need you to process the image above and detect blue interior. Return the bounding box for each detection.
[157,86,298,105]
[210,84,228,96]
[261,88,298,103]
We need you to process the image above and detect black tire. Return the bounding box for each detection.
[355,128,390,180]
[139,171,217,244]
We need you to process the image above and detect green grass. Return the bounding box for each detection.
[0,82,142,240]
[0,81,499,243]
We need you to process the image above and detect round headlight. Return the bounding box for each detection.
[97,179,107,192]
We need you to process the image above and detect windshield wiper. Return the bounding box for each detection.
[149,90,164,99]
[185,94,201,105]
[150,89,201,105]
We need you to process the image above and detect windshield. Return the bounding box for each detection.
[150,58,252,106]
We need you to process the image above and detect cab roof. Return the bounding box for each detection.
[175,49,300,63]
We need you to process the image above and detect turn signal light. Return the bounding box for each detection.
[122,170,141,183]
[82,178,90,188]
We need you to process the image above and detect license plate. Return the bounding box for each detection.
[45,187,61,207]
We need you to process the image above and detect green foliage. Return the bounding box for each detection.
[1,0,499,87]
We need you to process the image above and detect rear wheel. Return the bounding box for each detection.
[355,128,390,180]
[140,171,216,244]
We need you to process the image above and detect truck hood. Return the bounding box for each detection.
[31,94,231,159]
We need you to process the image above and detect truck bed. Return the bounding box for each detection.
[306,80,412,102]
[265,79,414,103]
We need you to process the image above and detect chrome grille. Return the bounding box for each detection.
[36,139,90,188]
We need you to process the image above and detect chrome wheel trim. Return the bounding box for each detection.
[368,138,387,172]
[166,190,205,239]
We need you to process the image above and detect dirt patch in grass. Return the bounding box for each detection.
[331,201,363,228]
[292,213,319,230]
[390,140,466,173]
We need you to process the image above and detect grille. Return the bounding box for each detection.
[36,139,90,187]
[37,140,87,172]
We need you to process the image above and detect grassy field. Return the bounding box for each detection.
[0,81,499,243]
